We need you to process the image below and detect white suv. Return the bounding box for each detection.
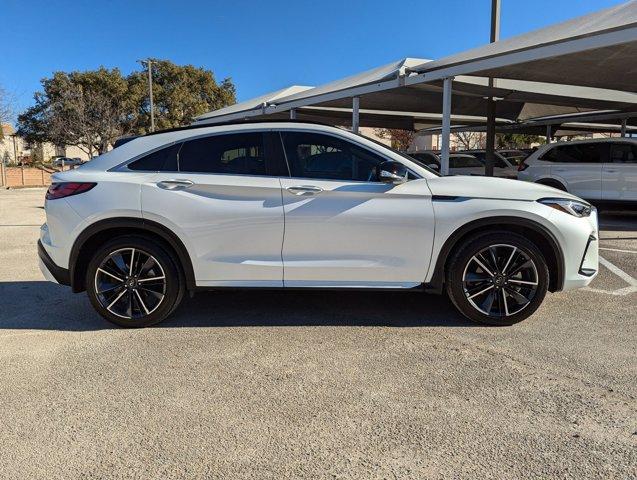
[518,138,637,204]
[39,122,599,327]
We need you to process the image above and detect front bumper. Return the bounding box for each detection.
[38,240,70,286]
[559,208,599,291]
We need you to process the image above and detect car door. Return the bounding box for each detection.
[137,130,286,287]
[277,130,435,288]
[604,142,637,201]
[546,143,604,200]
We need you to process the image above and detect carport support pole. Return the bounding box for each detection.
[485,0,500,177]
[290,109,297,120]
[546,125,552,144]
[352,96,360,134]
[621,118,627,137]
[485,101,496,177]
[440,77,453,176]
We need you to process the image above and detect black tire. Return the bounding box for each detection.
[85,236,184,327]
[445,232,549,326]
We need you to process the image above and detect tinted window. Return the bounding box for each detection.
[411,152,439,164]
[179,132,267,175]
[542,143,608,163]
[464,151,507,168]
[128,143,180,171]
[450,155,482,168]
[281,131,386,181]
[610,143,637,163]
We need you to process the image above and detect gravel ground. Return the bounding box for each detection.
[0,188,635,479]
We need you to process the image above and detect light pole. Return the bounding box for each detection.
[138,59,155,132]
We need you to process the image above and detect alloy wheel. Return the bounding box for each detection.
[94,248,166,319]
[462,243,539,318]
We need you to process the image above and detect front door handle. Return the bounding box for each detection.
[157,179,194,190]
[286,185,323,196]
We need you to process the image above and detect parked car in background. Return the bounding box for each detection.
[517,138,637,204]
[39,122,598,328]
[52,157,84,167]
[410,152,487,176]
[498,149,528,166]
[458,150,518,178]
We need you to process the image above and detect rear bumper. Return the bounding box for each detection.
[38,240,70,286]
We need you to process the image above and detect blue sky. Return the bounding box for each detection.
[0,0,625,115]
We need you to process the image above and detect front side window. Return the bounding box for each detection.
[610,143,637,163]
[281,131,386,181]
[178,132,267,175]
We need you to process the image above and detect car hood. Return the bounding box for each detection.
[425,176,586,202]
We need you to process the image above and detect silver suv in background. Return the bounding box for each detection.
[517,138,637,204]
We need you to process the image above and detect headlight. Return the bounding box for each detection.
[538,198,592,217]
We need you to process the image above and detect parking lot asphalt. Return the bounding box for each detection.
[0,188,635,479]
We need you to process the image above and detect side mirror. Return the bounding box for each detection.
[428,163,440,171]
[377,161,408,184]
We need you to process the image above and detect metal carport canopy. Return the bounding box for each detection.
[408,0,637,91]
[265,58,637,121]
[193,58,637,129]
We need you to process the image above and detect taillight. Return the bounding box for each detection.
[46,182,96,200]
[517,161,529,172]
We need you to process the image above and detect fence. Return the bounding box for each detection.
[0,165,50,188]
[0,164,71,188]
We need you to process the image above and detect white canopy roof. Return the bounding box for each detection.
[410,0,637,92]
[194,85,313,123]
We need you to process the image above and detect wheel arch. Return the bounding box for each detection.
[536,177,567,191]
[425,216,564,294]
[69,217,196,293]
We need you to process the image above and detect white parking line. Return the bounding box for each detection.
[582,255,637,296]
[599,247,637,254]
[599,256,637,286]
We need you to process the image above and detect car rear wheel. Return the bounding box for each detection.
[445,232,549,326]
[86,236,184,327]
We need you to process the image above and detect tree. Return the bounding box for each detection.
[374,128,416,151]
[17,68,130,156]
[454,131,485,150]
[0,85,15,140]
[127,59,236,134]
[17,60,236,155]
[496,133,542,149]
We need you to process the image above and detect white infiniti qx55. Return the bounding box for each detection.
[39,122,599,327]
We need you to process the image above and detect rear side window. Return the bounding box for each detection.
[466,151,507,168]
[450,156,482,168]
[541,143,608,163]
[128,143,180,171]
[281,131,386,181]
[178,132,267,175]
[610,143,637,163]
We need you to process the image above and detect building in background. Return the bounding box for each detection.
[1,124,93,165]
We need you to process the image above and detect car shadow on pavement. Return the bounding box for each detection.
[0,281,473,331]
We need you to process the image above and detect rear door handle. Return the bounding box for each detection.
[604,169,617,173]
[286,185,323,196]
[157,179,194,190]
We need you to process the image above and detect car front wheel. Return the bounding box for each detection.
[86,236,184,327]
[445,232,549,326]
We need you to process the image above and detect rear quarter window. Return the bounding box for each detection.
[128,143,180,171]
